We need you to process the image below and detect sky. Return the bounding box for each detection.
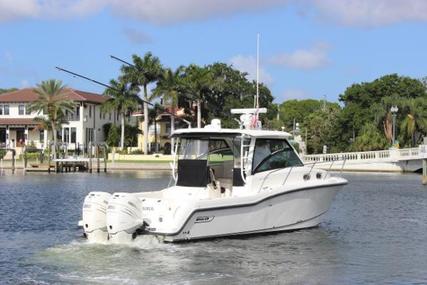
[1,0,427,103]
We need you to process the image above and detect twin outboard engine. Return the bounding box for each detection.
[81,192,144,243]
[106,193,144,243]
[82,192,112,243]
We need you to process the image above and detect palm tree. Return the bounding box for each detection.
[153,67,184,146]
[181,65,219,128]
[102,79,140,149]
[29,80,75,159]
[122,52,163,154]
[400,98,427,146]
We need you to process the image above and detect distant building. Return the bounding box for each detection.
[0,88,126,152]
[137,107,188,154]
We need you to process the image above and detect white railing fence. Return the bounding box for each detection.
[303,146,426,163]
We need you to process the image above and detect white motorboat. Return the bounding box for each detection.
[80,109,347,243]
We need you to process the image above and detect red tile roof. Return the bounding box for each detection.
[0,88,110,104]
[0,118,39,126]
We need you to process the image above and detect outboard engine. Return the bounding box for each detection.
[106,193,144,243]
[82,192,112,243]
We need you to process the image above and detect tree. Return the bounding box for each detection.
[29,80,75,159]
[153,67,185,145]
[338,74,427,149]
[106,124,120,147]
[303,104,340,154]
[102,79,140,149]
[180,64,220,128]
[278,99,337,131]
[0,88,17,94]
[399,98,427,146]
[121,52,163,154]
[351,122,388,151]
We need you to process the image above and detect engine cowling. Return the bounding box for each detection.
[106,193,144,243]
[82,192,112,243]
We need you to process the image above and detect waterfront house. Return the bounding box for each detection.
[0,88,127,153]
[137,107,188,154]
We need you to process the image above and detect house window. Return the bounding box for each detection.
[4,105,9,115]
[18,105,25,115]
[76,106,80,117]
[39,130,44,143]
[89,105,92,118]
[26,105,31,115]
[71,128,76,143]
[99,108,102,119]
[64,128,70,143]
[57,129,62,141]
[0,105,2,115]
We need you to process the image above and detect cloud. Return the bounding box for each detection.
[229,55,273,85]
[281,89,311,100]
[108,0,289,24]
[0,0,39,22]
[269,42,330,70]
[0,0,289,23]
[2,0,425,27]
[122,27,152,44]
[310,0,427,27]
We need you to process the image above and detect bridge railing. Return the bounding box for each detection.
[302,147,423,163]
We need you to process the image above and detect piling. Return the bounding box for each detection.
[423,159,427,185]
[89,143,93,173]
[96,145,100,173]
[103,145,107,173]
[11,150,15,174]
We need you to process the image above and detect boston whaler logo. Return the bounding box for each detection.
[195,215,215,223]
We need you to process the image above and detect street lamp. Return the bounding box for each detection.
[390,105,399,146]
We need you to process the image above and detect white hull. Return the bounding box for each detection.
[160,184,342,242]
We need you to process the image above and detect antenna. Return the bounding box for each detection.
[255,33,260,109]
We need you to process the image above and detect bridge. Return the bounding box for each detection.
[302,145,427,173]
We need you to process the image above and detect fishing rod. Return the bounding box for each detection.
[55,66,191,126]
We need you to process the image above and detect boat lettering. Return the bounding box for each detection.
[195,216,214,223]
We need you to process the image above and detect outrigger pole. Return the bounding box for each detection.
[55,66,191,127]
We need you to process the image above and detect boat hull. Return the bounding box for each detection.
[160,183,343,242]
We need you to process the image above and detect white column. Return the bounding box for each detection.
[80,103,85,147]
[24,127,28,142]
[43,129,48,149]
[5,127,9,147]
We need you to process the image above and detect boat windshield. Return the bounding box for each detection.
[252,138,303,174]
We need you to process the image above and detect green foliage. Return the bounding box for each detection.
[29,80,75,159]
[106,124,120,147]
[337,74,427,150]
[351,123,389,151]
[303,105,341,154]
[0,149,6,159]
[104,123,140,147]
[150,62,277,128]
[0,88,17,94]
[124,124,141,147]
[279,99,338,131]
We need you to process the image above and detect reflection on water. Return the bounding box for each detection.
[1,171,427,284]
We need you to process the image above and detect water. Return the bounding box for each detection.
[1,171,427,284]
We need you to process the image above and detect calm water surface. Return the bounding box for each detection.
[1,170,427,284]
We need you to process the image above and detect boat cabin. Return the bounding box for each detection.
[171,128,303,195]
